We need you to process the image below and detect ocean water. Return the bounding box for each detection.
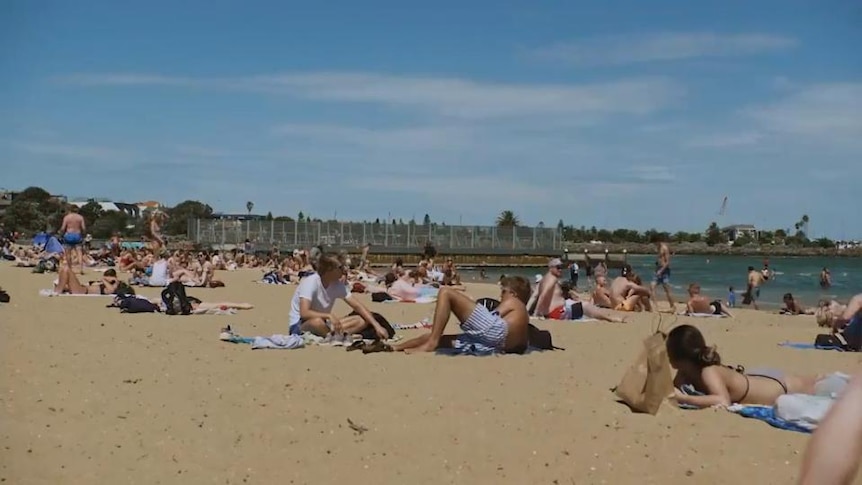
[459,255,862,309]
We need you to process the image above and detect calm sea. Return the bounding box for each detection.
[459,255,862,309]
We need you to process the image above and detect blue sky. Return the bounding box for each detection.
[1,0,860,238]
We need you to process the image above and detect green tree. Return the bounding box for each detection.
[423,214,431,226]
[266,211,273,220]
[90,210,132,239]
[1,186,64,234]
[165,200,213,236]
[15,186,52,203]
[297,211,305,222]
[557,219,565,231]
[496,210,519,227]
[79,201,104,228]
[705,222,725,246]
[814,237,835,249]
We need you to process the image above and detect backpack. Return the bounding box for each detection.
[348,311,396,340]
[118,295,160,313]
[161,281,192,315]
[527,323,565,351]
[0,289,9,303]
[371,291,393,302]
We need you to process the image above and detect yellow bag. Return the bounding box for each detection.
[613,316,674,415]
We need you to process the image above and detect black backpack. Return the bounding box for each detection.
[348,311,396,340]
[161,281,192,315]
[527,323,565,351]
[0,289,9,303]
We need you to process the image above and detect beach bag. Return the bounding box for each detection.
[814,333,849,351]
[527,323,565,351]
[0,289,9,303]
[613,316,673,415]
[161,281,192,315]
[119,296,160,313]
[371,291,393,302]
[351,282,366,293]
[348,311,396,340]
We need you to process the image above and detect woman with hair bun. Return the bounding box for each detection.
[666,324,833,409]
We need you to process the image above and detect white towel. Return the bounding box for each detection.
[251,334,305,350]
[678,312,727,318]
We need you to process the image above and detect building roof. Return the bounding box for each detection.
[721,224,757,231]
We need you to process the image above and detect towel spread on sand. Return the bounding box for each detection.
[435,346,547,356]
[39,289,112,297]
[676,312,727,318]
[219,327,304,349]
[383,296,438,304]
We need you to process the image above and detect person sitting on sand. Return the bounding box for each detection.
[288,254,389,343]
[816,293,862,351]
[591,276,614,308]
[559,281,627,323]
[533,258,567,318]
[393,276,531,354]
[53,266,120,295]
[667,324,834,408]
[780,293,815,315]
[685,283,733,317]
[609,265,652,312]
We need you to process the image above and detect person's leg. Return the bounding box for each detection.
[77,245,84,274]
[54,265,70,293]
[581,302,627,323]
[300,318,330,337]
[407,288,476,352]
[661,281,675,309]
[339,314,367,334]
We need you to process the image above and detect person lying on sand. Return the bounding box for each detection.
[666,324,837,408]
[685,283,733,317]
[288,254,389,343]
[799,372,862,485]
[779,293,815,315]
[558,281,627,323]
[53,266,120,295]
[393,277,531,354]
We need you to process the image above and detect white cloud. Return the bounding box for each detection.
[745,83,862,141]
[684,132,764,148]
[631,165,675,182]
[530,32,796,65]
[58,71,682,119]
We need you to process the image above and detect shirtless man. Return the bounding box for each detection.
[819,267,832,289]
[650,240,675,310]
[394,276,531,354]
[591,276,614,308]
[685,283,733,317]
[743,266,765,310]
[533,258,567,318]
[610,265,652,312]
[59,205,86,274]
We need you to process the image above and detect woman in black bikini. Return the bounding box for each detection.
[666,324,821,408]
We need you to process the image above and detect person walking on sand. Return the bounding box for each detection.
[743,266,765,310]
[59,205,85,274]
[147,210,167,252]
[650,240,675,311]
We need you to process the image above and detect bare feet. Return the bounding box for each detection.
[403,343,437,354]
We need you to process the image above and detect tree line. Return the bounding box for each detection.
[0,187,836,249]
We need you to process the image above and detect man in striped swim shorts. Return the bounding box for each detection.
[394,275,532,354]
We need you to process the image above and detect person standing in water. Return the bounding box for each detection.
[59,205,86,274]
[820,267,832,289]
[650,240,675,311]
[743,266,765,310]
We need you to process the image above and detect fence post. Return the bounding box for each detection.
[512,226,516,250]
[533,226,537,249]
[449,225,453,248]
[406,223,411,248]
[196,219,201,242]
[471,226,475,248]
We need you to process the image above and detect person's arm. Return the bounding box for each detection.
[535,282,554,316]
[672,367,732,408]
[799,373,862,485]
[840,295,862,322]
[59,217,67,234]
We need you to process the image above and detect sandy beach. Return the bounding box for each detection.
[1,264,859,484]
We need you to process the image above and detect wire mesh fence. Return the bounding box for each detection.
[188,219,563,252]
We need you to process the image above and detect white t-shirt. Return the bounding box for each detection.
[288,273,350,329]
[149,259,170,286]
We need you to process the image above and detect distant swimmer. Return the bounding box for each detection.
[59,205,85,274]
[820,267,832,289]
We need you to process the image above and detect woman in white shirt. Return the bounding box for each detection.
[288,254,388,341]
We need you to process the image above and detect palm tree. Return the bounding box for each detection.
[246,201,254,215]
[794,214,810,237]
[496,210,520,227]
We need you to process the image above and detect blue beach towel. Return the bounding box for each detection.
[729,405,813,434]
[778,341,845,352]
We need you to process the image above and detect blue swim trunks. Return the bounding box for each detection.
[63,233,83,246]
[653,267,671,285]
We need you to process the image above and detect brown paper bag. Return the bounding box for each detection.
[614,326,674,415]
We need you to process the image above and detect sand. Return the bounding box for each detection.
[1,264,860,484]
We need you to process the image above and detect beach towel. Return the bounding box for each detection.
[392,321,432,330]
[677,311,727,318]
[727,405,813,434]
[191,307,238,316]
[434,346,546,356]
[219,326,304,349]
[39,289,112,297]
[778,341,845,351]
[383,295,438,304]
